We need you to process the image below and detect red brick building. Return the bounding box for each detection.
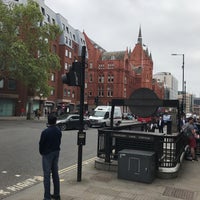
[0,0,163,116]
[84,27,164,112]
[0,26,164,116]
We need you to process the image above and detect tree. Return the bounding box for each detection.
[0,0,62,119]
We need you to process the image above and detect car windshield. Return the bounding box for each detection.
[57,114,70,120]
[93,111,105,117]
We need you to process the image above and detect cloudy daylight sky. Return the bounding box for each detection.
[45,0,200,97]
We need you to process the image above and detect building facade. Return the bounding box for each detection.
[153,72,178,100]
[84,29,164,112]
[1,0,164,116]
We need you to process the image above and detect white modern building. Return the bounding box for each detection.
[153,72,178,100]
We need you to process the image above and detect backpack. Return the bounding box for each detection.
[182,123,192,138]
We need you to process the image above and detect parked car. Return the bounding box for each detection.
[56,114,90,131]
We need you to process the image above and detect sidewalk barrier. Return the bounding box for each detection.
[96,122,186,179]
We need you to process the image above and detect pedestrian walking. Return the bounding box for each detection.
[39,113,62,200]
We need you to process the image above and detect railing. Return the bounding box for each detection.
[97,123,186,170]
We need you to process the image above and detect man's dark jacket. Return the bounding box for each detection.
[39,125,62,155]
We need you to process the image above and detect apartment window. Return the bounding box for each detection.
[66,27,69,33]
[65,49,68,57]
[107,87,113,97]
[89,74,93,82]
[47,14,50,23]
[89,63,93,69]
[108,74,114,83]
[72,91,75,98]
[67,89,71,97]
[62,23,65,30]
[52,18,55,24]
[69,51,72,58]
[65,63,69,70]
[89,91,92,96]
[98,75,104,83]
[0,78,4,88]
[108,63,114,69]
[41,7,45,16]
[8,79,16,90]
[98,64,104,69]
[51,73,55,81]
[65,36,68,44]
[73,34,76,41]
[50,88,55,96]
[98,86,104,97]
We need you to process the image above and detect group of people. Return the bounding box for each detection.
[38,112,199,199]
[148,116,165,133]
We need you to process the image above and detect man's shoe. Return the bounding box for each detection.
[50,194,61,200]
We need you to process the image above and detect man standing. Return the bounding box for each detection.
[39,113,62,200]
[186,117,197,161]
[157,116,164,133]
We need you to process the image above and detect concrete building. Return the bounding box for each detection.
[153,72,178,100]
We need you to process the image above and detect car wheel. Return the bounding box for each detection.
[84,123,89,130]
[60,124,67,131]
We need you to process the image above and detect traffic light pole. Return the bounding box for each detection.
[77,46,86,182]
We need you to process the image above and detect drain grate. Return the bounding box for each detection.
[163,186,194,200]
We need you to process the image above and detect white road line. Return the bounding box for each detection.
[0,157,97,197]
[59,157,96,174]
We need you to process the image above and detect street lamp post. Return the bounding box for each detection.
[184,81,186,113]
[171,53,185,115]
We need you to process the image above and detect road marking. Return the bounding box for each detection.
[59,157,97,174]
[1,171,7,174]
[0,157,96,197]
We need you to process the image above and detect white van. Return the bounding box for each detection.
[89,106,122,127]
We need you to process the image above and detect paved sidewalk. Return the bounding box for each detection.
[3,157,200,200]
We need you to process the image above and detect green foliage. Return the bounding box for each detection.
[0,0,62,97]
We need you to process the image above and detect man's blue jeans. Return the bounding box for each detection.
[42,151,60,200]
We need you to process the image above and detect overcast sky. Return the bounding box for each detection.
[45,0,200,97]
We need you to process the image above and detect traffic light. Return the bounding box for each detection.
[62,62,82,86]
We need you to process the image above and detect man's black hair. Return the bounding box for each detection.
[48,113,57,125]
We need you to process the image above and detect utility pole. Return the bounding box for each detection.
[62,46,86,182]
[77,46,86,182]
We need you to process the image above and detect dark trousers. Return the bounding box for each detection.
[158,126,163,133]
[42,151,60,200]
